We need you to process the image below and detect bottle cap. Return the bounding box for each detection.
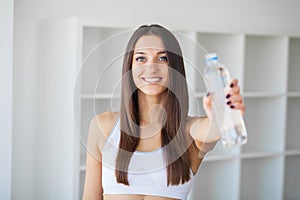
[205,53,218,63]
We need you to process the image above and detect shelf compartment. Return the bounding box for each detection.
[286,97,300,150]
[80,145,87,167]
[288,37,300,92]
[240,156,284,200]
[244,35,288,93]
[194,32,245,93]
[242,97,286,153]
[190,159,240,200]
[81,27,128,93]
[174,31,207,96]
[80,98,120,136]
[205,141,240,160]
[284,155,300,199]
[79,98,120,166]
[79,170,85,199]
[188,96,206,117]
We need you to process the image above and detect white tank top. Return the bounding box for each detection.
[102,119,193,200]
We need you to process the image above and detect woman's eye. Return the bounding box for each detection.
[135,57,146,62]
[158,56,168,62]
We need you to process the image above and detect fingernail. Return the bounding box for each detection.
[226,94,231,99]
[207,92,210,97]
[230,105,235,109]
[230,83,234,88]
[227,101,231,105]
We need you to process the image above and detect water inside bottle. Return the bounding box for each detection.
[221,124,247,148]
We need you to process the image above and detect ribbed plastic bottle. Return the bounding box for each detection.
[203,53,247,147]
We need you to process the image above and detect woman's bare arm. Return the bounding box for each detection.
[82,112,118,200]
[187,116,219,158]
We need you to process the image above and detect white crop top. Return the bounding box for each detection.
[102,119,194,200]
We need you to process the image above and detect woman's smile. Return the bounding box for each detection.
[141,76,163,84]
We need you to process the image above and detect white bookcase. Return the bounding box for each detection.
[73,21,300,200]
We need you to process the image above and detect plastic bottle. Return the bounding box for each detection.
[203,53,247,147]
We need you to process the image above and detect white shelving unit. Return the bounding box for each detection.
[73,21,300,200]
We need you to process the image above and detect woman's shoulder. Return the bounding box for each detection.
[91,111,120,138]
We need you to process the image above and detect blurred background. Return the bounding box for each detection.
[1,0,300,200]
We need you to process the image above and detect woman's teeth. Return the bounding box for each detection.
[142,77,162,83]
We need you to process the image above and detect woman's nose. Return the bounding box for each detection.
[146,63,160,73]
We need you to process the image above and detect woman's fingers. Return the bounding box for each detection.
[226,94,243,105]
[226,79,245,115]
[227,101,245,115]
[226,84,240,96]
[203,78,245,116]
[229,79,238,88]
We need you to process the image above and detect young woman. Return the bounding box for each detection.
[82,24,245,200]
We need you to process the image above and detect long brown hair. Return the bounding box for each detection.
[116,24,192,186]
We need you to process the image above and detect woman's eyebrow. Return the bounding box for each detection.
[134,51,145,55]
[134,51,166,55]
[157,51,166,55]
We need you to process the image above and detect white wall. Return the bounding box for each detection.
[0,0,14,199]
[12,0,300,199]
[35,19,78,200]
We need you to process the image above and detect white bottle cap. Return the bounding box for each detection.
[205,53,218,62]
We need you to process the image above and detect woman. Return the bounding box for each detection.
[82,24,245,200]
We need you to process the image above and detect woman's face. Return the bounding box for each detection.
[132,35,170,96]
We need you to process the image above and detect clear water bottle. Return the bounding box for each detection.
[203,53,247,147]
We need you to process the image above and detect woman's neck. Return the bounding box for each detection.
[137,90,167,126]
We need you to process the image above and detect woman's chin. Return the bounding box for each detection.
[138,87,168,97]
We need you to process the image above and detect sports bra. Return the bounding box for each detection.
[102,118,194,200]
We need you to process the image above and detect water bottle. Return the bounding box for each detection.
[203,53,247,147]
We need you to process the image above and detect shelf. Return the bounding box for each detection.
[242,97,286,153]
[241,151,284,159]
[244,35,288,93]
[240,156,284,200]
[81,93,121,99]
[286,97,300,150]
[190,159,240,200]
[242,92,285,98]
[287,92,300,97]
[194,92,208,98]
[288,37,300,92]
[285,150,300,156]
[204,141,240,159]
[284,155,300,199]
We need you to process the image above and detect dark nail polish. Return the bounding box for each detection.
[226,94,231,99]
[230,83,234,88]
[207,92,210,97]
[230,105,235,109]
[227,101,231,105]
